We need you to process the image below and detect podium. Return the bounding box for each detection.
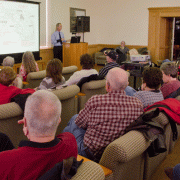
[63,42,88,70]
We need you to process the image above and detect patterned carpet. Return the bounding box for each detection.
[151,137,180,180]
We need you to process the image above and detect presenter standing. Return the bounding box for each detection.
[51,23,66,62]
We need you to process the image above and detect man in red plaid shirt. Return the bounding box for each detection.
[63,67,143,161]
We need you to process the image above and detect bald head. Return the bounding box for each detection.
[106,67,129,91]
[24,90,61,137]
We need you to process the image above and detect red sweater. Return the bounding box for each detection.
[0,84,35,105]
[0,132,78,180]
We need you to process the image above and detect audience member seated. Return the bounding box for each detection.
[115,41,129,64]
[0,67,35,105]
[99,50,119,78]
[0,133,14,152]
[65,53,98,86]
[0,90,77,179]
[115,41,129,55]
[2,56,14,67]
[165,164,180,180]
[99,50,136,96]
[160,62,180,99]
[19,51,39,81]
[63,67,143,162]
[37,58,65,90]
[134,67,164,109]
[2,56,23,88]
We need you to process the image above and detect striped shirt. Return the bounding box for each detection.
[99,62,120,78]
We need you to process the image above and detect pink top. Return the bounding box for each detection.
[19,62,39,81]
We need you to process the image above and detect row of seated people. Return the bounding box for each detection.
[2,51,39,88]
[0,50,180,179]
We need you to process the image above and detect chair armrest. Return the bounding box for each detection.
[77,155,112,177]
[71,156,105,180]
[52,85,80,101]
[26,70,46,81]
[78,93,87,112]
[62,66,78,74]
[99,130,151,170]
[0,102,23,119]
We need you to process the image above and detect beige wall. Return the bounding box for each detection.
[48,0,180,46]
[2,0,179,46]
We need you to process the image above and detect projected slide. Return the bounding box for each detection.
[0,1,39,55]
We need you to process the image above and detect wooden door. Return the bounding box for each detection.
[148,7,180,64]
[159,17,172,61]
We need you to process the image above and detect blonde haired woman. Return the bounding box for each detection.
[19,51,39,81]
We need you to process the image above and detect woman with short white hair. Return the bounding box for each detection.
[2,56,22,88]
[2,56,15,67]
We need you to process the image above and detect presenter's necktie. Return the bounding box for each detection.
[59,32,62,45]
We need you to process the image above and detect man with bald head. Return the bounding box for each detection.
[63,67,143,161]
[0,90,77,179]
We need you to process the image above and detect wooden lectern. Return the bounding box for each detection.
[63,42,88,70]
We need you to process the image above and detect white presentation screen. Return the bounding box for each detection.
[0,1,40,62]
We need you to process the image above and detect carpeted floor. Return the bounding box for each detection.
[151,137,180,180]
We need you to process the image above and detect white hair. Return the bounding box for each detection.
[2,56,15,67]
[106,67,128,91]
[24,90,62,137]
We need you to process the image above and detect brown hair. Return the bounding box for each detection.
[22,51,37,74]
[80,53,94,69]
[46,59,63,84]
[160,62,178,78]
[0,67,16,86]
[142,67,162,90]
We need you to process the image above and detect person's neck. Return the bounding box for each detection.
[108,60,115,63]
[144,86,158,91]
[29,135,55,143]
[168,77,177,82]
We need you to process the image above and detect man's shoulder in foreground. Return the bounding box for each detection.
[0,132,77,180]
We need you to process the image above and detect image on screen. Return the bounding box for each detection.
[0,1,40,63]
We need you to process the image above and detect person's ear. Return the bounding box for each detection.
[23,117,29,137]
[58,117,61,124]
[106,81,111,92]
[141,83,146,91]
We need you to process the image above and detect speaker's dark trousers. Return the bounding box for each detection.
[53,46,63,62]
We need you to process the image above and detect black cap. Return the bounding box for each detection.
[106,50,118,61]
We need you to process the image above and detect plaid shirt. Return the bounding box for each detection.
[134,90,164,109]
[160,80,180,98]
[75,90,143,157]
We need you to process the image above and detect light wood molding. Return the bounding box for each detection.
[40,44,148,68]
[40,47,54,67]
[148,7,180,64]
[77,155,112,176]
[63,43,88,70]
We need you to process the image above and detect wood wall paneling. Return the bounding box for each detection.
[40,44,148,69]
[148,7,180,63]
[63,43,88,70]
[40,48,54,67]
